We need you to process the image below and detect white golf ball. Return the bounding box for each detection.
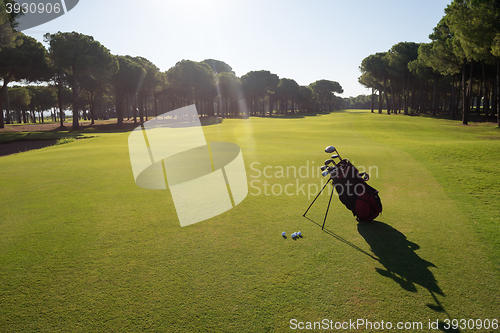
[282,231,286,236]
[292,233,296,238]
[298,231,301,236]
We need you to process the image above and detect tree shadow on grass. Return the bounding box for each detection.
[0,139,58,157]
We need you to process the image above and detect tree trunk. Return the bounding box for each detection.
[116,93,123,127]
[496,58,500,126]
[0,81,7,128]
[383,76,390,114]
[462,62,471,125]
[432,73,438,116]
[90,92,95,125]
[133,94,138,124]
[410,77,416,112]
[475,88,482,116]
[390,86,396,114]
[160,93,164,116]
[57,83,64,127]
[154,94,158,117]
[370,88,375,113]
[378,89,382,114]
[417,81,425,114]
[491,85,497,118]
[138,94,144,124]
[0,92,3,128]
[462,63,466,122]
[451,75,456,118]
[72,73,80,129]
[402,76,407,115]
[5,86,11,124]
[397,92,401,113]
[126,94,130,120]
[481,62,489,118]
[465,60,475,124]
[483,84,490,119]
[261,94,265,115]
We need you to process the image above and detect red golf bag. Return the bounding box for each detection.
[330,159,382,222]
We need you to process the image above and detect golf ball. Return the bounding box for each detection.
[298,231,301,236]
[292,233,296,238]
[282,231,286,236]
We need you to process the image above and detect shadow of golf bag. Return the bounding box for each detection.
[331,159,382,222]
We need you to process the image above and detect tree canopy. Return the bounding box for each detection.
[358,0,500,125]
[1,30,345,126]
[44,31,117,129]
[0,33,48,127]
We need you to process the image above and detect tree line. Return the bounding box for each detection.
[0,3,344,129]
[342,95,378,110]
[358,0,500,125]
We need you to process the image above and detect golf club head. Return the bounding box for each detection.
[331,154,339,159]
[324,159,334,166]
[325,146,336,153]
[321,170,330,177]
[320,165,327,171]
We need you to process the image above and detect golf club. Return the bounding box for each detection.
[325,146,336,153]
[320,166,337,177]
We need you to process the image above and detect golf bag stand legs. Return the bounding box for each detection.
[321,183,335,230]
[302,178,334,230]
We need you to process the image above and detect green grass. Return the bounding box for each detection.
[354,111,500,267]
[0,111,499,332]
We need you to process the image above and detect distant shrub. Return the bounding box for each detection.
[56,137,75,145]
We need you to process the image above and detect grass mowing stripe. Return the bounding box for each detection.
[352,110,500,270]
[0,112,499,332]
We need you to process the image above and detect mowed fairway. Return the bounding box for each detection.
[0,111,499,332]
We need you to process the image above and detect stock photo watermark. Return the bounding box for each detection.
[128,105,248,227]
[289,318,499,331]
[248,161,379,200]
[4,0,80,31]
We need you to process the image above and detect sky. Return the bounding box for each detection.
[24,0,453,98]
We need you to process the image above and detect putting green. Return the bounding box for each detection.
[0,110,498,332]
